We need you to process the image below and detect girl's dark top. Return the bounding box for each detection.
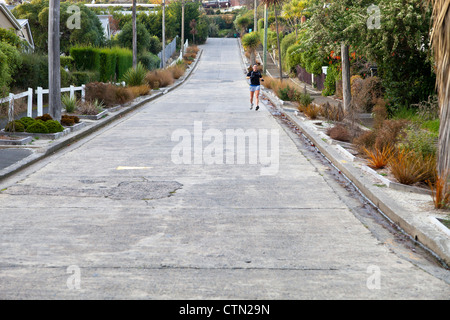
[247,70,263,86]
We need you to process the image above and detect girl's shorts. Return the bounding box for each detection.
[249,85,261,92]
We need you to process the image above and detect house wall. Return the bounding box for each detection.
[0,12,16,30]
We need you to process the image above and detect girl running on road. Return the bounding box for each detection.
[247,64,264,111]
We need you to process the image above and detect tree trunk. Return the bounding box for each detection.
[132,0,137,68]
[254,0,257,33]
[437,97,450,183]
[275,6,282,81]
[263,4,268,74]
[341,43,351,112]
[48,0,61,121]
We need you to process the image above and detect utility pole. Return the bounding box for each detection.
[132,0,137,67]
[263,3,268,74]
[162,0,166,68]
[181,0,185,56]
[48,0,61,121]
[341,43,351,111]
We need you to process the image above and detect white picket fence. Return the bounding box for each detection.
[0,85,85,122]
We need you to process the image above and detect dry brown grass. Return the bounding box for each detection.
[327,124,351,142]
[428,171,450,209]
[388,149,436,185]
[320,102,345,122]
[304,104,320,119]
[145,69,174,89]
[168,64,186,79]
[186,45,199,54]
[85,82,134,107]
[363,145,394,169]
[128,85,151,97]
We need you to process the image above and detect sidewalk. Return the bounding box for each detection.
[248,42,450,267]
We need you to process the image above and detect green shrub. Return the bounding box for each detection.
[285,44,302,73]
[421,119,440,134]
[98,48,117,82]
[26,121,49,134]
[281,32,297,70]
[399,126,438,157]
[44,120,64,133]
[298,91,314,108]
[138,51,160,71]
[61,94,78,113]
[112,47,133,81]
[71,71,99,85]
[14,53,73,89]
[70,46,100,71]
[122,63,147,86]
[322,64,340,96]
[4,120,25,132]
[19,117,35,128]
[60,56,75,70]
[0,42,22,92]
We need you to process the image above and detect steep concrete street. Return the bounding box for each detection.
[0,38,448,299]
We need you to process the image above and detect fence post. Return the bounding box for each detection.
[81,84,85,103]
[27,88,33,117]
[8,93,14,123]
[69,85,75,99]
[37,87,43,117]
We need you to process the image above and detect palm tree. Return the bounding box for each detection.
[261,0,284,81]
[242,32,261,65]
[430,0,450,196]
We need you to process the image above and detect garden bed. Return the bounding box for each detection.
[64,109,108,121]
[62,121,87,133]
[0,128,70,140]
[0,135,32,145]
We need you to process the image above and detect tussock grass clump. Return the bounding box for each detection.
[327,124,351,142]
[145,69,174,89]
[363,146,394,169]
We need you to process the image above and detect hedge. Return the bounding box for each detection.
[70,46,132,83]
[70,46,100,72]
[98,48,117,82]
[111,47,133,81]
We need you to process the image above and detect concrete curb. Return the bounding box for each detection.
[263,92,450,267]
[0,49,203,182]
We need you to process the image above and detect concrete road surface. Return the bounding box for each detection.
[0,38,448,299]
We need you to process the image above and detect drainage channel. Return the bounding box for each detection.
[263,96,450,283]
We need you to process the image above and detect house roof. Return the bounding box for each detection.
[0,3,34,49]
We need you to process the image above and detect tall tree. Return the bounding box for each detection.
[48,0,61,121]
[431,0,450,195]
